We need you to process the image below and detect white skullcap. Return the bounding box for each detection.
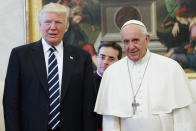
[121,19,146,30]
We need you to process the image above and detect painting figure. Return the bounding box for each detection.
[63,14,89,47]
[157,0,196,69]
[161,8,196,69]
[158,7,190,50]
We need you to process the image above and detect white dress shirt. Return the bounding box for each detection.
[42,38,63,96]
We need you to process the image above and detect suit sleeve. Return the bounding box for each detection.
[3,49,22,131]
[82,52,97,131]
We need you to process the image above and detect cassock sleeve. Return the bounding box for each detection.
[103,115,121,131]
[173,106,195,131]
[159,113,174,131]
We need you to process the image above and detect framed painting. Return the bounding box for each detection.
[29,0,196,74]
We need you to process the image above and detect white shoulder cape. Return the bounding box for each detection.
[94,53,194,117]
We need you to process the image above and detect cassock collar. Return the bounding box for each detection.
[96,70,102,78]
[128,49,150,66]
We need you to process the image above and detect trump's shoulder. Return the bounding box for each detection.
[12,40,41,52]
[64,44,90,56]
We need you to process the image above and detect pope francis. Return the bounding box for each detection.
[94,20,195,131]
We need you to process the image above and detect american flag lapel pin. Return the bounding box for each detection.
[70,56,74,60]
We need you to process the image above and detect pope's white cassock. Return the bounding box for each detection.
[94,50,195,131]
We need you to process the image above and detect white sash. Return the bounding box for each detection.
[121,116,162,131]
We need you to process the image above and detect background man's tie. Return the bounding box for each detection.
[48,47,60,130]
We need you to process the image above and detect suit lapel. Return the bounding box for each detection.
[31,40,49,96]
[61,43,75,100]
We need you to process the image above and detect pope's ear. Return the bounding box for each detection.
[146,34,150,43]
[146,34,150,40]
[144,34,150,46]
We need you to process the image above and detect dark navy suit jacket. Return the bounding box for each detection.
[3,40,97,131]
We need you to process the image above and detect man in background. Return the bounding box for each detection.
[94,41,122,131]
[3,3,97,131]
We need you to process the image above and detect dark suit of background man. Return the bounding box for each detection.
[3,3,97,131]
[94,41,122,131]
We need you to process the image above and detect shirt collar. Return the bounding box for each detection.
[128,49,151,65]
[42,38,63,53]
[96,70,102,77]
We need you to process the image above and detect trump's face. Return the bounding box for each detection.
[39,12,68,46]
[121,24,150,61]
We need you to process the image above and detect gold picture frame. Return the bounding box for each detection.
[27,0,42,43]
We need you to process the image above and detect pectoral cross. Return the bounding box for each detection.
[132,98,139,115]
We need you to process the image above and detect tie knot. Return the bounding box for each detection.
[49,47,56,53]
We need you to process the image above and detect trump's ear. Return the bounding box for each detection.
[64,23,69,33]
[38,19,43,30]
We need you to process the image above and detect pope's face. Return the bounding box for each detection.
[121,24,150,61]
[97,47,119,76]
[39,12,68,46]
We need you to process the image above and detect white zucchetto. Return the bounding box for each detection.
[121,19,146,30]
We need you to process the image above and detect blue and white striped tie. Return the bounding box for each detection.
[48,47,60,130]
